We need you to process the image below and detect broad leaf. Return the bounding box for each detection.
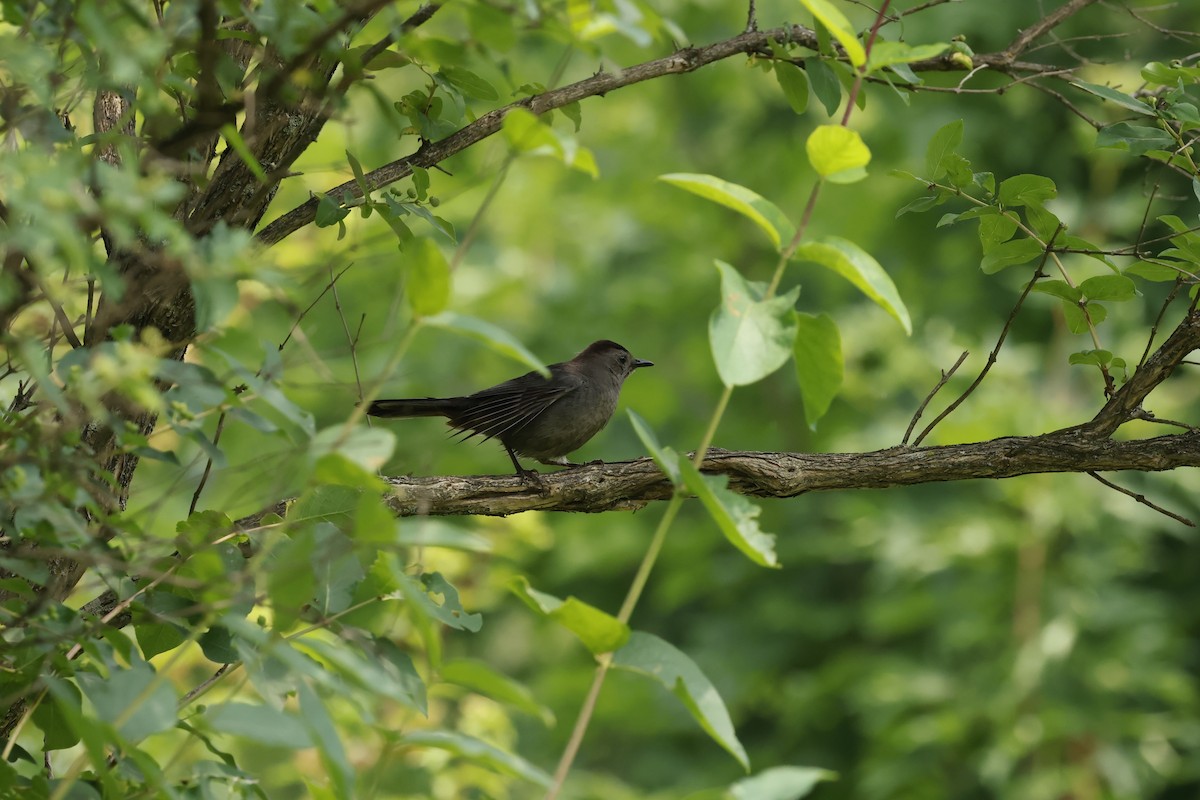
[660,173,796,251]
[866,41,948,73]
[423,313,550,376]
[1080,274,1136,301]
[925,119,963,179]
[998,174,1057,208]
[400,730,552,787]
[613,631,749,770]
[730,766,838,799]
[791,238,911,333]
[980,239,1044,274]
[628,409,681,486]
[677,457,779,568]
[775,62,809,114]
[441,659,554,724]
[405,237,451,316]
[806,124,870,183]
[510,576,630,653]
[709,260,800,387]
[205,702,313,748]
[799,0,865,67]
[77,660,177,743]
[1071,81,1154,115]
[793,312,843,429]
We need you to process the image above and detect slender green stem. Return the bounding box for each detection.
[546,495,684,799]
[548,8,903,795]
[693,384,733,467]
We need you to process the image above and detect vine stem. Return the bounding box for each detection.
[546,5,895,796]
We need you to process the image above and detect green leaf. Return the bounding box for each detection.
[1126,260,1187,282]
[206,702,313,748]
[730,766,838,799]
[298,637,427,714]
[659,173,796,251]
[346,149,367,191]
[510,576,630,654]
[422,312,550,377]
[613,631,749,770]
[895,194,938,217]
[677,457,779,568]
[395,520,493,552]
[1071,81,1155,116]
[135,621,188,660]
[1068,349,1112,366]
[405,237,452,316]
[806,124,870,183]
[866,41,948,73]
[977,211,1018,249]
[791,237,911,333]
[298,684,353,799]
[315,194,350,228]
[1080,274,1136,301]
[1095,122,1175,155]
[310,425,395,475]
[1031,280,1082,303]
[1025,203,1062,241]
[1061,300,1106,334]
[266,528,316,630]
[799,0,865,67]
[77,660,177,743]
[925,119,963,179]
[628,409,681,486]
[502,107,598,177]
[192,275,240,332]
[1141,61,1200,86]
[402,571,483,633]
[980,238,1044,273]
[441,659,554,725]
[220,123,267,182]
[775,61,809,114]
[440,66,499,100]
[805,57,842,115]
[709,261,800,387]
[793,312,843,429]
[998,174,1057,207]
[400,731,552,787]
[32,679,82,751]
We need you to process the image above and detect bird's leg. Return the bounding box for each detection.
[537,455,586,468]
[506,445,545,485]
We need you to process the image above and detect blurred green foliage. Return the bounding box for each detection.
[2,0,1200,798]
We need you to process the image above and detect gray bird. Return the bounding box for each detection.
[367,340,653,477]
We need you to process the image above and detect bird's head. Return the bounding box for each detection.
[574,340,654,381]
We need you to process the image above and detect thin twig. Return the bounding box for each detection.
[1003,0,1102,62]
[330,268,366,403]
[1087,471,1195,526]
[903,350,969,445]
[188,410,227,516]
[913,232,1061,446]
[279,262,353,351]
[1139,280,1182,368]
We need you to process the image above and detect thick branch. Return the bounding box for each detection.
[364,432,1200,517]
[1083,309,1200,436]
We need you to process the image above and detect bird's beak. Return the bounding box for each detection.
[633,358,654,369]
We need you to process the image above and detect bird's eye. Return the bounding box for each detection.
[619,354,628,364]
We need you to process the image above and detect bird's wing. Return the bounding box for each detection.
[447,370,579,444]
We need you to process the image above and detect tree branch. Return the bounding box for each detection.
[254,22,1082,247]
[348,432,1200,517]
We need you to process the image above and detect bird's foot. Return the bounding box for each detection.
[514,467,548,489]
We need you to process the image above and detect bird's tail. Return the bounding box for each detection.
[366,397,465,418]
